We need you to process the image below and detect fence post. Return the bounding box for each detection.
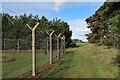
[47,37,49,54]
[32,29,35,76]
[26,22,39,76]
[4,39,6,53]
[63,36,66,55]
[17,39,20,53]
[49,31,54,64]
[57,34,61,59]
[46,31,55,64]
[61,37,64,56]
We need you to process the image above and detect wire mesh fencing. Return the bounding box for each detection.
[35,31,49,74]
[2,31,66,78]
[2,37,32,78]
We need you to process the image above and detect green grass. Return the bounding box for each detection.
[2,43,118,78]
[2,50,57,78]
[44,43,118,78]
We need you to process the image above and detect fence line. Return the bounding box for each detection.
[2,31,66,78]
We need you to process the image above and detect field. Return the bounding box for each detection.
[2,43,118,78]
[2,50,57,78]
[42,43,118,78]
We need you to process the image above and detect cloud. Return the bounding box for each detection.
[67,18,91,41]
[80,28,91,33]
[72,27,90,33]
[68,18,90,33]
[68,19,87,29]
[53,0,66,12]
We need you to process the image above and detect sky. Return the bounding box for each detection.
[2,1,104,42]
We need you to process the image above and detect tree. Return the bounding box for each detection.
[2,13,74,48]
[85,2,120,48]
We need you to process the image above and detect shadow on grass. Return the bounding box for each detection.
[74,45,81,48]
[111,56,120,66]
[66,51,74,54]
[46,51,74,78]
[111,54,120,78]
[69,43,87,48]
[70,44,83,48]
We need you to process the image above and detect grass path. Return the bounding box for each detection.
[44,43,118,78]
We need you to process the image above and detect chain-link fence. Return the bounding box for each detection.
[2,31,66,78]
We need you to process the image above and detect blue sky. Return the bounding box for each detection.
[2,2,104,41]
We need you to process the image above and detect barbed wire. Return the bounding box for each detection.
[1,6,21,15]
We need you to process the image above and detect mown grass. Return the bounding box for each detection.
[2,43,118,78]
[2,50,57,78]
[44,43,118,78]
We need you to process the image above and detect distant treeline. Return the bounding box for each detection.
[85,2,120,48]
[1,13,74,48]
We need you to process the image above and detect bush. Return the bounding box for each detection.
[70,42,76,48]
[114,54,120,65]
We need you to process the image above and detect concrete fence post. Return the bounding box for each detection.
[4,39,6,53]
[63,36,66,55]
[26,22,39,76]
[47,37,49,54]
[57,34,61,59]
[49,31,54,64]
[17,39,20,53]
[46,30,54,64]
